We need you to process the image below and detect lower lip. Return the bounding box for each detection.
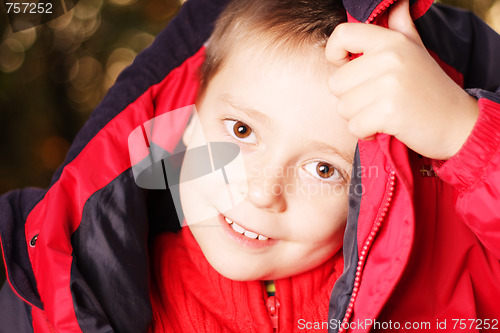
[219,214,277,249]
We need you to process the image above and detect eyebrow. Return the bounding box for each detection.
[220,93,354,166]
[219,93,273,127]
[310,140,355,166]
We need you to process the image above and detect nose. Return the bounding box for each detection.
[246,167,287,213]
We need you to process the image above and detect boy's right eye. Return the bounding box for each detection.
[302,161,344,183]
[224,119,257,144]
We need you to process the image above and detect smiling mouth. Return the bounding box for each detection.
[224,216,270,241]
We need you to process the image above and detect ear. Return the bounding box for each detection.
[387,0,424,46]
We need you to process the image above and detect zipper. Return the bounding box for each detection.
[265,281,280,332]
[365,0,398,24]
[267,295,280,332]
[338,170,396,333]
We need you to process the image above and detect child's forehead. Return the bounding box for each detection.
[200,40,355,164]
[205,37,338,115]
[222,36,334,81]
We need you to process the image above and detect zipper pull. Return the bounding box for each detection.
[266,295,280,332]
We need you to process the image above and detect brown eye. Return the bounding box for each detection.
[224,119,257,144]
[233,121,251,138]
[316,162,335,179]
[303,161,342,182]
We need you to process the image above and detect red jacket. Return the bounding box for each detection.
[328,2,500,332]
[1,0,500,332]
[148,227,343,333]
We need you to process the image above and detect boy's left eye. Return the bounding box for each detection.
[303,161,342,182]
[224,119,257,144]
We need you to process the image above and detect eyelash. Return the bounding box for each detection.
[221,118,346,184]
[302,161,345,183]
[223,118,258,144]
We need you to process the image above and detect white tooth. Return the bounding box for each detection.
[231,222,245,234]
[244,230,258,239]
[224,217,233,225]
[258,235,269,241]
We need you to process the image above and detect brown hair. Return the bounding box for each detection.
[199,0,347,93]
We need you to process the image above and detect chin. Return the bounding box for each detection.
[206,255,272,281]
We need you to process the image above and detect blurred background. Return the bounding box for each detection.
[0,0,183,289]
[0,0,499,291]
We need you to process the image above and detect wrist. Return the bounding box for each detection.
[443,93,479,160]
[435,92,500,190]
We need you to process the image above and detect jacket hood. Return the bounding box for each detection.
[343,0,433,24]
[327,1,432,332]
[329,1,500,332]
[0,0,476,332]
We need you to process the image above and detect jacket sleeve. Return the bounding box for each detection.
[435,89,500,259]
[415,4,500,259]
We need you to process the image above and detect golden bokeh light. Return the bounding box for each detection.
[0,38,25,73]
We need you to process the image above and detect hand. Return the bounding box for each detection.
[325,0,479,160]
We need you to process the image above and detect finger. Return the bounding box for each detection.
[347,106,386,140]
[345,95,402,140]
[325,23,395,67]
[387,0,424,46]
[325,25,351,67]
[335,79,382,120]
[328,51,397,96]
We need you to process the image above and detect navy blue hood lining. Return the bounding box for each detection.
[342,0,418,23]
[328,146,361,333]
[0,188,44,308]
[415,3,500,92]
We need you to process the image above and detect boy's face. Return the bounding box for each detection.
[180,43,357,281]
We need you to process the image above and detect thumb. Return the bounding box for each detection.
[387,0,423,46]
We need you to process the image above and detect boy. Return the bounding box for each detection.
[149,0,500,331]
[1,0,500,332]
[149,0,352,330]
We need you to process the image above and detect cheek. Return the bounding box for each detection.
[291,190,349,242]
[179,160,245,226]
[179,172,219,226]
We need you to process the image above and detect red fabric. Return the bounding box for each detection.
[364,0,433,25]
[343,89,500,333]
[27,48,205,332]
[15,1,500,332]
[149,228,344,332]
[345,0,433,24]
[335,2,500,331]
[32,308,57,333]
[436,97,500,259]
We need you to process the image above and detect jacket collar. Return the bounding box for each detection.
[150,227,344,332]
[343,0,433,24]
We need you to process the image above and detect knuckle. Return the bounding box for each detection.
[392,31,411,47]
[333,23,349,39]
[326,24,348,60]
[336,98,347,116]
[347,120,359,136]
[348,118,368,139]
[380,73,402,90]
[382,50,405,67]
[378,98,400,126]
